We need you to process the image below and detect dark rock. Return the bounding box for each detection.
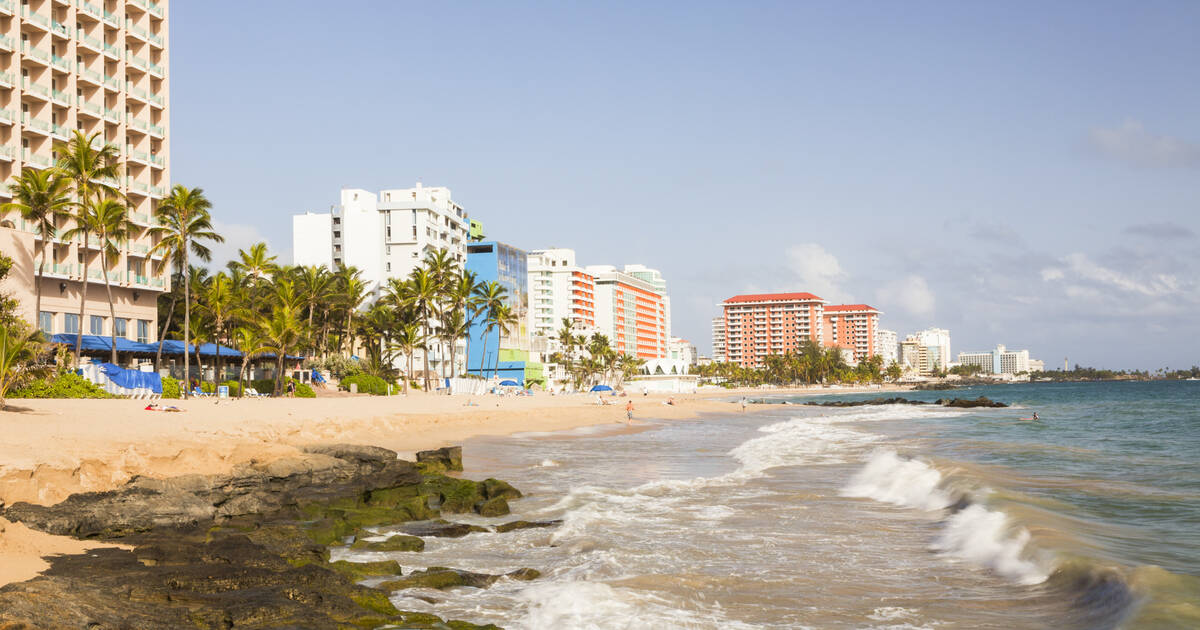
[327,559,404,581]
[420,474,484,513]
[493,519,562,533]
[397,519,489,538]
[415,446,463,472]
[379,567,540,591]
[481,478,523,501]
[938,396,1008,408]
[351,534,425,553]
[475,497,510,517]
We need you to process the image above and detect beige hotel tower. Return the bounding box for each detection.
[0,0,168,346]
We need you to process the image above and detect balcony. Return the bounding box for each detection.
[50,88,72,106]
[102,107,121,123]
[0,71,13,87]
[0,145,14,160]
[125,82,147,102]
[51,122,70,139]
[148,152,164,168]
[101,8,120,28]
[22,112,53,136]
[76,31,102,54]
[125,52,148,73]
[77,65,103,87]
[50,20,69,39]
[44,263,81,278]
[103,74,121,91]
[128,0,164,20]
[50,54,71,72]
[126,147,149,165]
[125,115,148,134]
[126,177,149,195]
[20,7,50,31]
[75,0,103,21]
[22,79,50,101]
[22,148,54,168]
[21,43,51,66]
[124,19,148,43]
[128,211,152,226]
[0,35,13,52]
[147,91,164,108]
[103,42,121,59]
[0,109,12,126]
[0,0,11,16]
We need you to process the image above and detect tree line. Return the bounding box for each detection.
[695,339,896,387]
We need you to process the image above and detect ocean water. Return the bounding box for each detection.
[336,381,1200,629]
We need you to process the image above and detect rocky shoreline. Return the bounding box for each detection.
[0,444,546,629]
[800,396,1008,408]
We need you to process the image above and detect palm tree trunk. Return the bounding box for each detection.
[75,235,90,370]
[155,285,178,369]
[182,244,191,397]
[275,354,285,396]
[238,357,248,398]
[101,238,118,365]
[421,318,431,392]
[34,242,45,330]
[478,331,488,381]
[493,330,503,381]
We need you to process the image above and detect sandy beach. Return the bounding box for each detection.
[0,384,908,589]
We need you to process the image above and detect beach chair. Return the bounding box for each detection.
[191,386,210,398]
[245,387,268,398]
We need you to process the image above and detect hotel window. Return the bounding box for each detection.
[90,315,105,335]
[39,311,53,334]
[137,320,150,343]
[114,318,128,339]
[64,313,80,335]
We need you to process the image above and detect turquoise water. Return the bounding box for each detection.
[338,381,1199,628]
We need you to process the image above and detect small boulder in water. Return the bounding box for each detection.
[350,533,425,552]
[398,519,488,538]
[416,446,463,472]
[493,519,562,533]
[475,497,510,517]
[379,567,540,591]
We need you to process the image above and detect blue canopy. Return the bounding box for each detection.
[99,362,162,394]
[499,379,520,386]
[590,384,613,392]
[49,334,157,354]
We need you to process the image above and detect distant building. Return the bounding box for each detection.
[911,328,951,369]
[528,248,597,342]
[587,264,670,360]
[958,344,1035,375]
[711,316,727,363]
[720,292,826,368]
[822,304,882,363]
[876,329,899,366]
[465,241,539,385]
[668,337,697,367]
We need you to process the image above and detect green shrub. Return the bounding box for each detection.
[10,372,116,399]
[161,376,180,399]
[339,373,392,396]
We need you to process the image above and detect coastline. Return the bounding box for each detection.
[0,384,907,593]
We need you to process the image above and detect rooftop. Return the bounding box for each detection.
[824,304,881,313]
[724,292,825,304]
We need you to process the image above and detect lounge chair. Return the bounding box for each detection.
[191,387,210,398]
[245,388,268,398]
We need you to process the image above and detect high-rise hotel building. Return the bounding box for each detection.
[0,0,169,343]
[716,292,883,368]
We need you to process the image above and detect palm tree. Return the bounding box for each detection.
[449,270,480,375]
[228,325,268,398]
[394,268,439,391]
[0,322,47,410]
[389,319,424,395]
[333,266,366,356]
[90,199,132,364]
[201,272,235,385]
[2,168,73,324]
[489,303,520,380]
[60,202,102,368]
[148,186,222,394]
[260,304,303,396]
[231,241,278,286]
[473,281,508,377]
[439,308,470,386]
[55,130,120,206]
[297,265,333,354]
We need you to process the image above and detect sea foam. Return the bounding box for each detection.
[842,449,953,511]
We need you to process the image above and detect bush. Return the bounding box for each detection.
[339,373,392,396]
[161,376,180,399]
[292,379,316,398]
[10,371,116,399]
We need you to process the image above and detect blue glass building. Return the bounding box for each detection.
[465,241,538,384]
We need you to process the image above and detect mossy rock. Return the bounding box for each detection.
[307,518,357,546]
[327,559,404,581]
[380,567,540,592]
[493,519,561,533]
[474,497,510,517]
[348,588,401,616]
[364,485,421,507]
[351,534,425,553]
[420,475,484,514]
[481,478,522,501]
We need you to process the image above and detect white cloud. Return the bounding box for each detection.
[784,243,850,302]
[1061,252,1179,297]
[205,219,279,270]
[1088,120,1200,168]
[1040,268,1065,281]
[875,274,935,317]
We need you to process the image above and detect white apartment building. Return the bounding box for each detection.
[527,247,597,344]
[958,344,1035,375]
[291,183,471,378]
[0,0,170,344]
[291,183,471,300]
[711,316,726,363]
[875,328,898,366]
[668,336,696,366]
[909,327,951,369]
[527,248,671,360]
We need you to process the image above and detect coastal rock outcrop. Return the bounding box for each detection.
[802,396,1008,409]
[416,445,463,472]
[379,566,542,592]
[0,444,523,629]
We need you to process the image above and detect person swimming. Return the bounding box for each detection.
[1032,412,1039,421]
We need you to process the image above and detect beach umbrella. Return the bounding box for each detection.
[590,384,613,392]
[499,379,520,386]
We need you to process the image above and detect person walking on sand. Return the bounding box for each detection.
[286,380,296,398]
[741,396,748,413]
[625,400,634,425]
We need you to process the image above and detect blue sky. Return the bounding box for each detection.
[171,1,1200,370]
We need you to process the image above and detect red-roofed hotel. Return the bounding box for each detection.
[718,293,882,368]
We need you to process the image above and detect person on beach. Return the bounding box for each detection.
[286,380,295,398]
[625,400,634,425]
[741,397,748,412]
